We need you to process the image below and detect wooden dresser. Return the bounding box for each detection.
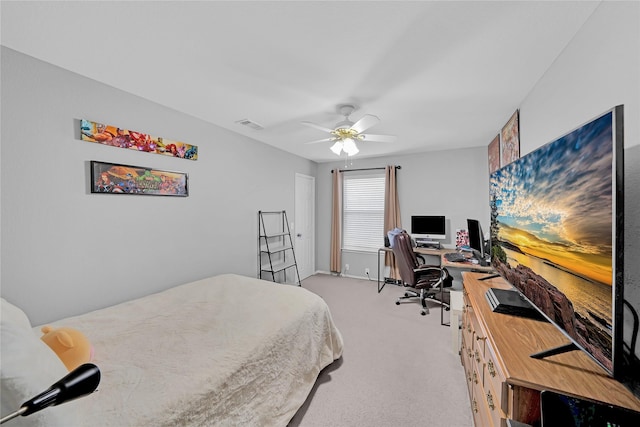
[460,272,640,426]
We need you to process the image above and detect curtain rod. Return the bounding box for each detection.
[331,166,401,173]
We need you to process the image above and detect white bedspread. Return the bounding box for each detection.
[43,274,343,426]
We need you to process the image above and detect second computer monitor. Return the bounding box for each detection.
[467,218,485,258]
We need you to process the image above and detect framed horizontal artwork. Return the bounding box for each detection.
[81,119,198,160]
[90,161,188,196]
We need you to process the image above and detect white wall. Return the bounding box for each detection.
[0,47,316,325]
[520,2,639,153]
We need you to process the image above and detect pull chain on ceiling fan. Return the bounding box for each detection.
[302,104,397,156]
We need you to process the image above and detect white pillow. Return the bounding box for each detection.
[1,298,76,426]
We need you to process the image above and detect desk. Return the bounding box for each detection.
[377,247,497,329]
[440,253,494,273]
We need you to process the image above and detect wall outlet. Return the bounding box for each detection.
[365,268,370,275]
[345,264,350,271]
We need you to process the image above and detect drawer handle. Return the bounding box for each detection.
[476,336,486,342]
[475,350,480,363]
[473,371,478,384]
[486,391,495,411]
[467,370,472,383]
[487,360,497,377]
[472,399,478,414]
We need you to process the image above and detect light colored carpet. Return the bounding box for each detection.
[289,274,473,427]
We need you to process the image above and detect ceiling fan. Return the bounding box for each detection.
[302,104,397,156]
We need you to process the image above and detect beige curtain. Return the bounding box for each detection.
[330,169,343,273]
[384,165,402,280]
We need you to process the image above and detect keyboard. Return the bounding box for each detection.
[444,252,467,263]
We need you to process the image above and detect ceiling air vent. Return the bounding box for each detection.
[235,119,264,131]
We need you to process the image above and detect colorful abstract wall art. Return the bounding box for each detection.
[90,161,188,196]
[81,119,198,160]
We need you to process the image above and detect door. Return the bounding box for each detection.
[294,173,315,280]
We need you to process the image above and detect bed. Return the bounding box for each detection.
[1,274,344,426]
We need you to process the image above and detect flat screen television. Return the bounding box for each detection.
[411,215,446,241]
[489,105,625,379]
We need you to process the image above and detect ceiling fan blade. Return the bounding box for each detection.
[350,114,380,133]
[304,137,336,145]
[361,134,397,143]
[301,121,335,133]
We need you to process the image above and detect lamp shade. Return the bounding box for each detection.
[342,138,359,156]
[330,140,343,155]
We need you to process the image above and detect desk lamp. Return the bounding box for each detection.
[0,363,100,424]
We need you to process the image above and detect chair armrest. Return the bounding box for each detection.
[414,265,440,273]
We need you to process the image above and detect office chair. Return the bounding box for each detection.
[391,230,451,316]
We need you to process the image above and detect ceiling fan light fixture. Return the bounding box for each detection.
[343,138,359,156]
[330,140,344,156]
[301,103,393,157]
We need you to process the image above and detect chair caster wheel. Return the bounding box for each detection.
[396,301,400,305]
[404,292,411,297]
[421,311,427,316]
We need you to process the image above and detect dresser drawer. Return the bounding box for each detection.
[483,372,507,427]
[471,314,486,356]
[462,303,474,341]
[471,384,493,427]
[484,343,508,413]
[461,333,473,388]
[472,334,485,367]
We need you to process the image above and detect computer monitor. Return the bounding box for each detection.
[467,219,486,259]
[410,215,446,241]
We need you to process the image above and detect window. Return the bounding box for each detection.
[342,173,385,251]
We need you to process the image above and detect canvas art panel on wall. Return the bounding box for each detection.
[500,110,520,165]
[90,161,188,196]
[81,119,198,160]
[488,134,500,174]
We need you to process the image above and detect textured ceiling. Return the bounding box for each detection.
[1,1,601,162]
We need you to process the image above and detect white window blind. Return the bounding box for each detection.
[343,173,385,251]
